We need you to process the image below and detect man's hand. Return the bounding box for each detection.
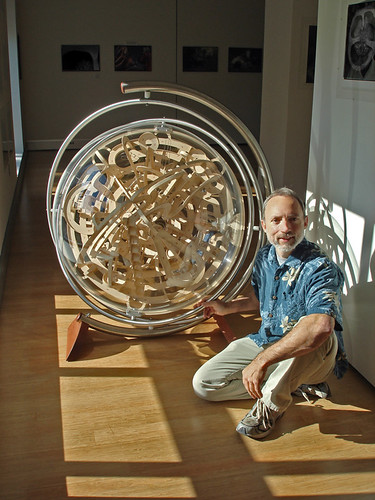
[196,299,230,319]
[241,314,335,398]
[242,356,267,399]
[196,289,260,319]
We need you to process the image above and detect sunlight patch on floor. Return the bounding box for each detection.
[66,476,196,498]
[60,376,182,462]
[264,472,375,496]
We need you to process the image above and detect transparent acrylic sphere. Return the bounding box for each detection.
[47,82,273,336]
[54,122,244,319]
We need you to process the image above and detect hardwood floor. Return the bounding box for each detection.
[0,150,374,499]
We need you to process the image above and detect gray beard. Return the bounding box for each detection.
[272,232,305,255]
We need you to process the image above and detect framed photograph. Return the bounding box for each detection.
[183,46,218,72]
[343,1,375,81]
[61,45,100,71]
[228,47,262,73]
[114,45,152,71]
[306,25,317,83]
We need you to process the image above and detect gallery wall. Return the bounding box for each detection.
[307,0,375,385]
[260,0,318,199]
[15,0,265,149]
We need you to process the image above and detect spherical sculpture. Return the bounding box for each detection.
[47,82,273,339]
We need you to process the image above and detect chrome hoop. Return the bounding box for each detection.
[47,82,273,337]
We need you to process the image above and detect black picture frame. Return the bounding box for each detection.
[114,45,152,71]
[343,1,375,81]
[228,47,262,73]
[306,25,317,84]
[183,46,218,72]
[61,45,100,71]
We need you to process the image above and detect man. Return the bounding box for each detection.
[193,187,347,439]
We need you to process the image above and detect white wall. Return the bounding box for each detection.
[16,0,265,149]
[260,0,318,199]
[306,0,375,385]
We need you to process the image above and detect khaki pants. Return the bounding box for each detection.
[192,333,338,412]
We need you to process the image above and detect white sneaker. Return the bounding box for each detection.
[292,382,331,403]
[236,399,283,439]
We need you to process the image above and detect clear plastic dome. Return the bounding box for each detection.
[54,121,244,317]
[47,82,273,336]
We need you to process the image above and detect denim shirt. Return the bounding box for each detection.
[249,238,348,378]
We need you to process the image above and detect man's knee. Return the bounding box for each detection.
[192,371,224,401]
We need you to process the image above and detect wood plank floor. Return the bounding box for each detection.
[0,150,374,500]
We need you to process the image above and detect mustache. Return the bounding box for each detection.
[278,232,294,238]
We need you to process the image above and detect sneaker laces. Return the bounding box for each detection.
[248,399,279,430]
[256,400,272,427]
[237,399,284,439]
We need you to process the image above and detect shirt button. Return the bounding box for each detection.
[275,276,279,280]
[268,313,273,318]
[272,295,277,300]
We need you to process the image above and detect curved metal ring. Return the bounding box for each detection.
[47,82,273,337]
